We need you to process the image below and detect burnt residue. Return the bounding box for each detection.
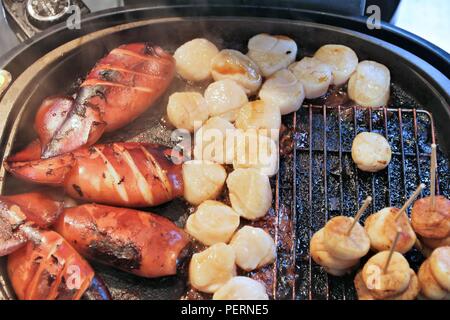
[88,238,142,272]
[72,184,83,198]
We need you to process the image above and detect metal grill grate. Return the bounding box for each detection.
[270,105,449,300]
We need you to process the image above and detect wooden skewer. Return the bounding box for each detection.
[394,183,425,221]
[430,144,437,210]
[347,196,372,236]
[383,227,402,274]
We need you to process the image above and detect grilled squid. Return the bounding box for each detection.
[226,168,272,220]
[235,100,281,141]
[288,57,333,99]
[54,203,190,278]
[351,132,392,172]
[348,60,390,107]
[365,207,416,254]
[35,43,175,159]
[189,243,236,293]
[204,79,248,122]
[247,33,297,77]
[211,49,262,95]
[357,251,418,300]
[418,247,450,300]
[213,276,269,300]
[258,69,305,115]
[193,116,237,164]
[186,200,240,246]
[313,44,358,86]
[182,160,227,205]
[167,92,209,132]
[0,196,110,300]
[8,229,111,300]
[174,38,219,82]
[5,142,184,207]
[229,226,276,272]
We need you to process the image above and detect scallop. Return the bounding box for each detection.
[323,216,370,260]
[182,160,227,205]
[418,258,450,300]
[166,92,209,132]
[173,38,219,81]
[361,251,411,299]
[259,69,305,115]
[288,57,333,99]
[348,60,390,107]
[233,130,279,177]
[429,246,450,292]
[313,44,358,86]
[229,226,276,271]
[310,228,360,271]
[235,100,281,141]
[204,79,248,122]
[213,276,269,300]
[247,33,297,77]
[352,132,392,172]
[186,200,240,246]
[211,49,262,95]
[365,207,417,254]
[189,243,236,293]
[226,168,272,220]
[193,116,237,164]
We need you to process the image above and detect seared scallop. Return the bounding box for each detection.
[365,207,416,254]
[233,130,279,177]
[288,57,333,99]
[411,196,450,239]
[182,160,227,205]
[348,60,390,107]
[351,132,392,172]
[310,228,360,272]
[213,276,269,300]
[211,49,262,95]
[194,116,237,164]
[189,243,236,293]
[323,216,370,260]
[186,200,240,246]
[174,38,219,82]
[247,33,297,77]
[235,100,281,141]
[429,246,450,292]
[204,79,248,122]
[361,251,411,299]
[230,226,276,271]
[418,254,450,300]
[167,92,209,132]
[313,44,358,86]
[226,168,272,220]
[259,69,305,115]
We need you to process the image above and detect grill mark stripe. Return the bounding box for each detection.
[119,148,155,205]
[94,64,166,79]
[93,147,129,203]
[111,48,172,64]
[81,79,154,93]
[139,146,172,197]
[26,237,63,300]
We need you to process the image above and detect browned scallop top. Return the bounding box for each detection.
[411,196,450,239]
